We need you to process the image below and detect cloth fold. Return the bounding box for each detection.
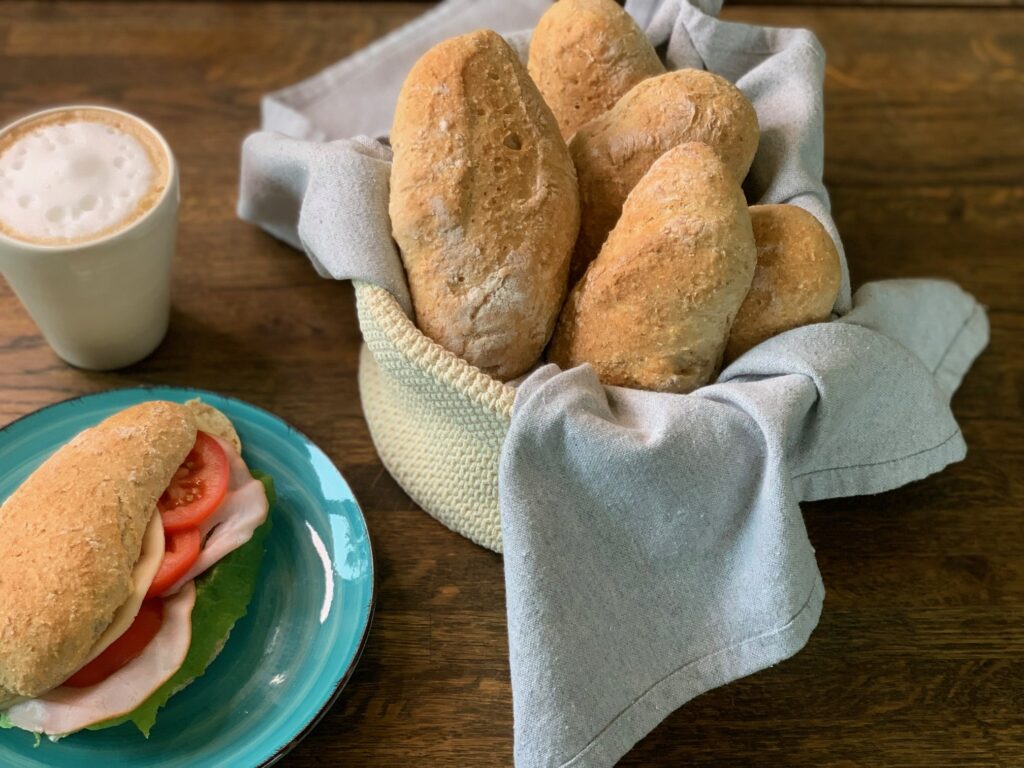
[260,0,552,141]
[502,278,985,766]
[238,133,411,315]
[236,1,989,766]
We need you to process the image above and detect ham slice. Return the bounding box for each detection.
[161,436,268,596]
[5,582,196,737]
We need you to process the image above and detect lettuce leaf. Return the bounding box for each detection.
[85,471,276,736]
[1,711,41,747]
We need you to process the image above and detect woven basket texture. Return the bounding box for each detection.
[356,280,514,552]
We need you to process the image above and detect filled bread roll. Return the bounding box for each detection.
[0,402,196,698]
[569,69,758,281]
[549,142,756,393]
[390,29,580,381]
[725,204,841,362]
[528,0,664,140]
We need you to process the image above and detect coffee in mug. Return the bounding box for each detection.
[0,106,179,370]
[0,108,171,246]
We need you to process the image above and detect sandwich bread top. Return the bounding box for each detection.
[0,401,197,698]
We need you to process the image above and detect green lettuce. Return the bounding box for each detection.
[85,471,276,737]
[0,712,40,747]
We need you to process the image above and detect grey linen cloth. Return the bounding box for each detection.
[237,1,990,765]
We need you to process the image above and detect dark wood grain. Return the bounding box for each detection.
[0,3,1022,766]
[738,0,1023,8]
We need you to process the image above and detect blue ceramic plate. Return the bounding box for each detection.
[0,387,375,767]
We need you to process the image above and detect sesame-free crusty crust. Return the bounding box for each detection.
[0,401,197,699]
[549,142,757,393]
[528,0,664,140]
[185,399,242,455]
[724,204,841,362]
[389,29,580,381]
[569,69,759,282]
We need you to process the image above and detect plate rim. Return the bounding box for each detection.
[0,386,377,768]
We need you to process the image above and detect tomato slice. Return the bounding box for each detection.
[146,527,202,598]
[64,599,164,688]
[159,430,229,533]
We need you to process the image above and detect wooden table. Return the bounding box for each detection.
[1,2,1021,765]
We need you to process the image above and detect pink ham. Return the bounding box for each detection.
[5,582,196,737]
[161,436,269,596]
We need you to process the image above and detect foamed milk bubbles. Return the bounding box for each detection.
[0,106,178,370]
[0,113,166,245]
[0,122,154,243]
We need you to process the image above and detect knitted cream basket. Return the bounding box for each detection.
[356,281,513,552]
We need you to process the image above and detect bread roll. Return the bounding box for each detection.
[569,69,759,281]
[725,204,841,362]
[549,142,756,393]
[186,398,242,454]
[528,0,664,140]
[0,402,197,699]
[390,29,580,381]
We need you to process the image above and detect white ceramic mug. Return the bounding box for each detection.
[0,106,179,370]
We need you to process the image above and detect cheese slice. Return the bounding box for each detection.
[77,511,165,668]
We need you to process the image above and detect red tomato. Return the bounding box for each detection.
[64,600,164,688]
[146,527,202,598]
[159,430,229,532]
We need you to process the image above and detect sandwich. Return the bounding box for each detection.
[0,399,273,740]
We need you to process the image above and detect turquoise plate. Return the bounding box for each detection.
[0,387,375,767]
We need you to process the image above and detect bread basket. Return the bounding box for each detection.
[325,1,845,554]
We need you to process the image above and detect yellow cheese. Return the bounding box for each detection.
[78,512,165,667]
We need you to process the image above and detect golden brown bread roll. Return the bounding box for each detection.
[549,142,756,393]
[389,29,580,381]
[569,68,759,281]
[185,397,242,454]
[528,0,664,140]
[0,402,196,699]
[725,204,841,362]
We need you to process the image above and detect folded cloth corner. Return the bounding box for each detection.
[237,132,412,316]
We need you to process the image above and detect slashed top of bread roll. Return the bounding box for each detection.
[569,68,759,282]
[389,29,579,381]
[0,401,197,698]
[528,0,664,140]
[725,204,841,362]
[550,142,756,393]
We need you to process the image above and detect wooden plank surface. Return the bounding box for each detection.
[0,3,1022,766]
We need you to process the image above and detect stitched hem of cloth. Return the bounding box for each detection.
[555,575,825,768]
[794,294,987,501]
[795,424,966,502]
[932,302,989,398]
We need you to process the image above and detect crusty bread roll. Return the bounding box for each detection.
[186,398,242,454]
[569,68,759,281]
[528,0,664,140]
[0,402,196,699]
[725,204,841,362]
[389,29,580,381]
[549,142,756,393]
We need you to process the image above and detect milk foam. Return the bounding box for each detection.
[0,121,156,243]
